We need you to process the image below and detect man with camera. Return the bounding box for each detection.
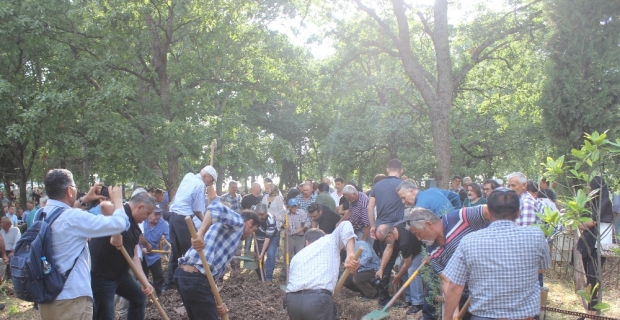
[163,166,217,292]
[38,169,129,320]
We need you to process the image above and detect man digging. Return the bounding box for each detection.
[176,203,259,319]
[284,221,360,320]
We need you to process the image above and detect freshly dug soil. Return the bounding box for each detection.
[145,267,411,320]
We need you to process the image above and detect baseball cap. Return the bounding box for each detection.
[288,198,298,207]
[153,204,163,213]
[487,187,520,215]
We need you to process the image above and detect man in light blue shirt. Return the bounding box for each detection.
[5,206,18,227]
[38,169,129,320]
[163,165,217,292]
[141,204,169,296]
[343,240,381,298]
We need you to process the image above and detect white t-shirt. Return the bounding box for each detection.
[0,227,21,251]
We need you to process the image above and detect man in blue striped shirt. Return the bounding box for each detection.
[164,166,217,292]
[176,203,259,319]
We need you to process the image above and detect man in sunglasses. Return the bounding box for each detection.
[406,203,492,320]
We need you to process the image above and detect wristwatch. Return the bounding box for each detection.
[78,197,86,207]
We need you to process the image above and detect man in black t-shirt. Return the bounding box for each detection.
[375,224,423,307]
[90,192,155,320]
[241,183,263,210]
[307,203,341,234]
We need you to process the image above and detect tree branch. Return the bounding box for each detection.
[352,0,399,44]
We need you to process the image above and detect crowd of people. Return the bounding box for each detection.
[0,157,615,320]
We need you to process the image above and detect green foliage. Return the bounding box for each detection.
[577,284,611,312]
[540,0,620,152]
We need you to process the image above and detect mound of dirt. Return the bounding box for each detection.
[145,268,410,320]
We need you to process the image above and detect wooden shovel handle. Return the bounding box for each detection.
[384,257,430,311]
[455,297,471,320]
[333,247,364,297]
[119,246,169,320]
[253,232,264,281]
[184,216,229,320]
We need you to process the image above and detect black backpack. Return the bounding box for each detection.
[10,207,82,303]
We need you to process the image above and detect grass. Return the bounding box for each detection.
[543,265,620,319]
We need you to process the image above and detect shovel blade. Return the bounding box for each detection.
[361,309,389,320]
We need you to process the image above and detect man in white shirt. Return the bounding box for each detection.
[0,216,21,256]
[285,221,360,320]
[330,178,345,205]
[38,169,129,320]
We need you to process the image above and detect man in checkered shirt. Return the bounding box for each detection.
[507,172,541,226]
[284,221,360,320]
[442,188,550,320]
[175,203,259,319]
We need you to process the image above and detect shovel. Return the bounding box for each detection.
[119,246,169,320]
[184,216,229,320]
[333,247,364,296]
[455,297,471,320]
[362,257,429,320]
[253,232,265,281]
[280,215,290,291]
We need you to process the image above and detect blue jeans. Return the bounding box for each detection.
[92,272,147,320]
[174,268,218,320]
[404,253,425,305]
[258,237,280,281]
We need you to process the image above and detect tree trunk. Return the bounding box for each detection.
[19,166,28,209]
[165,152,180,200]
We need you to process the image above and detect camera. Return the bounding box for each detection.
[370,276,388,290]
[100,185,110,198]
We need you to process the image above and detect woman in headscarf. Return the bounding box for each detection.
[577,176,613,316]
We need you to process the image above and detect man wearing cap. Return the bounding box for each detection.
[164,165,217,291]
[141,204,169,296]
[442,188,550,320]
[280,198,311,280]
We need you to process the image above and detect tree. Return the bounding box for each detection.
[540,0,620,152]
[313,0,544,186]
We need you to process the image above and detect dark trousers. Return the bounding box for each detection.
[92,272,147,320]
[174,268,218,320]
[285,290,337,320]
[583,255,606,310]
[141,258,164,296]
[343,270,378,298]
[372,240,398,303]
[164,214,192,290]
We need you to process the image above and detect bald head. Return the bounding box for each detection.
[251,182,262,196]
[376,224,394,242]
